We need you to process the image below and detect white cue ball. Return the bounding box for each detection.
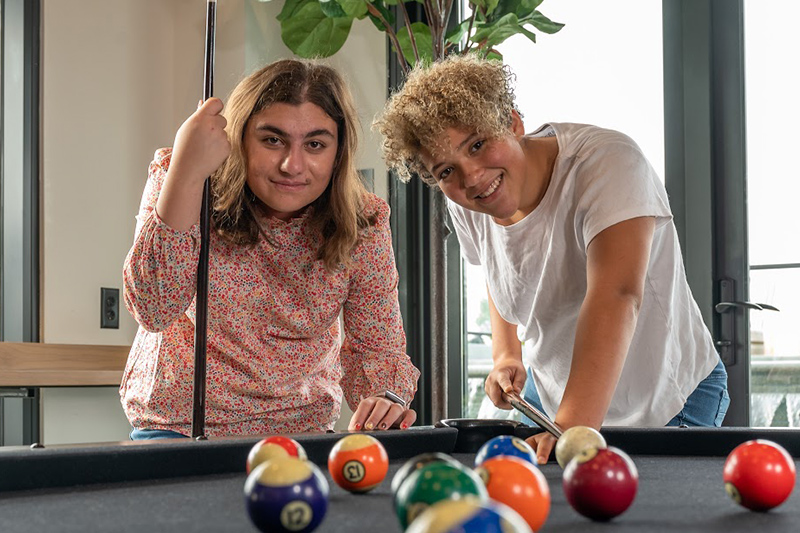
[555,426,607,469]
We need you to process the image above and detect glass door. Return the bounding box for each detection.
[745,0,800,427]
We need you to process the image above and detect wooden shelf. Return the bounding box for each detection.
[0,342,129,387]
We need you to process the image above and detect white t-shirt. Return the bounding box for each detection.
[447,123,719,426]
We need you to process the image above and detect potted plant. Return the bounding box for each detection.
[264,0,563,71]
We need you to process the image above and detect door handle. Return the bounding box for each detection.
[715,279,780,367]
[715,301,780,313]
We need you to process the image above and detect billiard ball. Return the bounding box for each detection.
[475,456,550,531]
[327,434,389,493]
[391,452,462,508]
[723,439,796,512]
[555,426,606,469]
[562,446,638,521]
[244,456,328,533]
[405,496,533,533]
[474,435,537,467]
[395,461,489,529]
[247,436,308,474]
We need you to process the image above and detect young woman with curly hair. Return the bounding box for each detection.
[375,54,728,463]
[122,59,419,439]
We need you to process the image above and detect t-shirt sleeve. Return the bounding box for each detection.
[446,198,482,265]
[574,137,673,250]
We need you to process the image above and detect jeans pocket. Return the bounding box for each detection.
[715,389,731,427]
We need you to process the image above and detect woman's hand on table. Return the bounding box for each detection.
[348,394,416,431]
[525,431,558,465]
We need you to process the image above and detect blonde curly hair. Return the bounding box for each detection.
[374,54,517,185]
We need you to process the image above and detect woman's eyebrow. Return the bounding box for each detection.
[431,133,478,174]
[253,124,335,139]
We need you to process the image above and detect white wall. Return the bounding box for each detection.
[40,0,386,443]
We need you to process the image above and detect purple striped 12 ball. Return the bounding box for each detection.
[244,456,329,533]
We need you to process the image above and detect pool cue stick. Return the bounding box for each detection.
[503,391,564,438]
[192,0,217,440]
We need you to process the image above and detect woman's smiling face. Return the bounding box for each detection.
[421,113,530,225]
[244,102,339,221]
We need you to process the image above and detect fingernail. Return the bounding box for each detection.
[400,422,408,429]
[354,423,361,430]
[379,422,387,430]
[365,422,374,430]
[197,99,203,108]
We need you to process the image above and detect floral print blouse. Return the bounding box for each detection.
[120,149,419,436]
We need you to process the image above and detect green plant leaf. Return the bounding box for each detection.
[485,49,503,61]
[528,11,564,34]
[319,0,348,18]
[339,0,369,18]
[470,13,520,45]
[489,0,520,20]
[445,19,472,45]
[276,0,307,21]
[472,0,500,14]
[280,1,354,57]
[366,1,395,31]
[395,21,434,66]
[517,25,537,44]
[519,0,544,13]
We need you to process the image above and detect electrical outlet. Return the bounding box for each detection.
[101,287,120,329]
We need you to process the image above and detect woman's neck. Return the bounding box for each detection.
[519,134,559,216]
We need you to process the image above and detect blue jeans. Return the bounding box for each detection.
[130,428,190,440]
[520,359,730,428]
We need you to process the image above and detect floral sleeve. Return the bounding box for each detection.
[339,195,420,409]
[122,148,202,332]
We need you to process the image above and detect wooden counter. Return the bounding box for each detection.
[0,342,129,387]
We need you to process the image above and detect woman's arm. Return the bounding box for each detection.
[123,99,230,332]
[340,198,420,430]
[529,216,655,462]
[156,98,229,231]
[483,289,527,410]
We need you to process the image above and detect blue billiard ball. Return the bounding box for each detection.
[405,497,532,533]
[474,435,537,467]
[244,456,329,533]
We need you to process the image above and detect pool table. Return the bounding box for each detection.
[1,421,799,532]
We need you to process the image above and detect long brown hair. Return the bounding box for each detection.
[211,59,372,271]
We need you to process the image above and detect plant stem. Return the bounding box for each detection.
[422,0,438,58]
[366,3,409,74]
[463,5,477,54]
[441,0,454,56]
[397,0,420,64]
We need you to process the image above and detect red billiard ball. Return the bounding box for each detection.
[475,455,551,531]
[723,439,796,512]
[327,434,389,493]
[562,446,638,521]
[244,456,328,533]
[247,436,308,474]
